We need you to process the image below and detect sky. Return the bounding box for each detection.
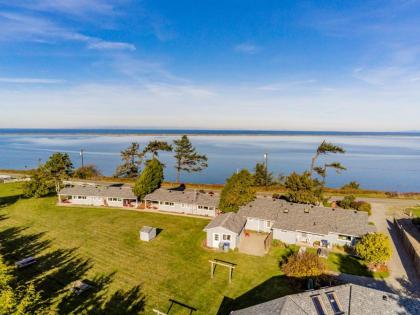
[0,0,420,131]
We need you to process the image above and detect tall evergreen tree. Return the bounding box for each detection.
[23,152,73,197]
[219,169,256,212]
[114,143,143,178]
[173,135,208,183]
[313,162,346,185]
[143,140,172,160]
[253,162,274,186]
[133,159,164,200]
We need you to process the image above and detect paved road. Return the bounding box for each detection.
[334,197,420,297]
[369,201,420,297]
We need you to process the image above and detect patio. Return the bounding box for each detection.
[238,231,268,256]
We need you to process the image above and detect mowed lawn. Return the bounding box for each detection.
[0,183,294,314]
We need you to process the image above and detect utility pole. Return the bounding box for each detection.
[264,152,268,189]
[80,149,84,167]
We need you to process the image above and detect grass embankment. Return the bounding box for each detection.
[0,183,295,314]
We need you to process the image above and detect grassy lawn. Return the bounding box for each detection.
[0,183,296,314]
[326,252,389,280]
[406,206,420,217]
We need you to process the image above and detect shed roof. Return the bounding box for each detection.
[141,226,155,233]
[237,197,374,237]
[231,283,420,314]
[204,212,246,234]
[144,188,219,207]
[58,185,137,199]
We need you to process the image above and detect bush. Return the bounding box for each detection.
[337,196,372,215]
[73,165,101,179]
[272,240,286,248]
[282,251,326,278]
[355,233,392,268]
[341,181,360,190]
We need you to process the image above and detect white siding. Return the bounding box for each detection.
[154,201,216,217]
[245,217,272,233]
[206,227,239,249]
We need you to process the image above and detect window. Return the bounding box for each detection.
[198,205,210,210]
[311,295,326,315]
[78,196,87,199]
[223,234,231,241]
[108,197,122,202]
[265,220,271,228]
[338,234,352,241]
[326,292,343,314]
[214,234,219,241]
[164,202,174,206]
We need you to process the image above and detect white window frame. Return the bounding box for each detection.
[214,233,220,241]
[265,220,271,229]
[223,234,231,241]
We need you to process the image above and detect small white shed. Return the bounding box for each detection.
[140,226,157,242]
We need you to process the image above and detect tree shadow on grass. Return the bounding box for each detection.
[328,252,373,277]
[0,194,22,208]
[0,221,147,314]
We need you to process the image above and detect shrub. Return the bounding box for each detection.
[353,201,372,215]
[73,165,101,179]
[282,251,326,278]
[355,233,392,268]
[284,172,322,205]
[337,195,356,209]
[219,169,256,212]
[341,181,360,190]
[272,240,286,248]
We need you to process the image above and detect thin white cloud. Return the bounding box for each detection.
[258,80,317,91]
[234,43,261,54]
[87,41,136,51]
[0,77,64,84]
[0,12,135,51]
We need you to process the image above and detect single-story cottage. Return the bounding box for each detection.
[204,212,247,249]
[204,197,375,250]
[144,188,220,217]
[230,283,420,314]
[58,184,138,208]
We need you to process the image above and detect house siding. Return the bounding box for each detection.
[206,227,239,249]
[245,217,272,233]
[153,201,216,217]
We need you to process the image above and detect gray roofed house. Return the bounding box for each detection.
[204,212,246,250]
[144,188,220,217]
[238,197,375,237]
[58,184,138,208]
[204,197,375,252]
[230,283,420,315]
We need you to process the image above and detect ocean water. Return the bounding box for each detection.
[1,132,420,192]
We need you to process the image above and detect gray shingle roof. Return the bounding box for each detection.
[204,212,246,234]
[58,185,136,199]
[144,188,219,207]
[231,283,420,315]
[237,197,374,237]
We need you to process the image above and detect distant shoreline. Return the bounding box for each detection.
[1,129,420,137]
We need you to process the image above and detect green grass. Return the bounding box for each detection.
[0,183,296,314]
[407,206,420,217]
[326,252,389,280]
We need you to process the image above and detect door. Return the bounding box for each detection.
[213,233,220,248]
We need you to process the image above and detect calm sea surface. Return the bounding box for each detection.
[1,131,420,192]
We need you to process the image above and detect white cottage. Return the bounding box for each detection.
[144,188,220,217]
[204,212,246,249]
[58,184,138,208]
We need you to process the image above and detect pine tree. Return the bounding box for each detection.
[114,143,143,178]
[310,140,345,175]
[284,171,323,205]
[143,140,172,160]
[133,159,164,200]
[253,162,273,186]
[173,135,208,183]
[219,169,256,212]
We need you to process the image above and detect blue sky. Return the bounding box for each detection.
[0,1,420,131]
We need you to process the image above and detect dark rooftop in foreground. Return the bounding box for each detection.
[231,283,420,315]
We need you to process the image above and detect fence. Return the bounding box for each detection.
[394,218,420,277]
